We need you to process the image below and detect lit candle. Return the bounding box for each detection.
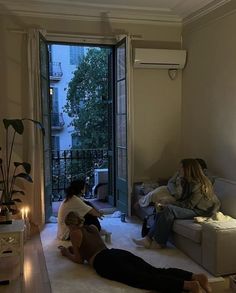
[21,208,25,219]
[25,207,29,219]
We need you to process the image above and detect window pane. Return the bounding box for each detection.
[117,80,126,114]
[117,148,127,180]
[116,115,126,148]
[117,43,125,80]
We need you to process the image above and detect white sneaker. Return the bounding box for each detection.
[132,237,151,248]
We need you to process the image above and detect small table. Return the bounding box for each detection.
[0,220,25,276]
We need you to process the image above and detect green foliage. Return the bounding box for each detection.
[0,118,44,208]
[64,47,110,149]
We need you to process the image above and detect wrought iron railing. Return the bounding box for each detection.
[51,148,108,201]
[51,112,65,129]
[49,62,63,80]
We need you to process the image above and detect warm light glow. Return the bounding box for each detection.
[21,206,30,219]
[25,207,29,219]
[24,258,32,282]
[21,208,25,219]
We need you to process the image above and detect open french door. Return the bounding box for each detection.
[114,37,130,215]
[39,34,52,222]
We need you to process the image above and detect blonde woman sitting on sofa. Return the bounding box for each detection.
[138,158,213,208]
[138,164,183,208]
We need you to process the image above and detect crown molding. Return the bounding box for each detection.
[0,1,182,25]
[0,0,231,26]
[183,0,231,25]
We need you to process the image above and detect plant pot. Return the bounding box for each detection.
[0,204,20,223]
[0,213,12,224]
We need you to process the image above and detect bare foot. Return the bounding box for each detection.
[184,280,204,293]
[132,236,152,248]
[193,274,212,293]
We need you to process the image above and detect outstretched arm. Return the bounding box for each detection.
[58,230,84,264]
[88,208,104,219]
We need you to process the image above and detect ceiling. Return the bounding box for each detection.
[0,0,231,24]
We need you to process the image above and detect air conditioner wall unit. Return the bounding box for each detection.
[133,48,187,69]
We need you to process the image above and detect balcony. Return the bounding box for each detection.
[51,148,108,201]
[49,62,63,81]
[51,113,65,129]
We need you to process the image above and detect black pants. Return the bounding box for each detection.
[93,248,192,293]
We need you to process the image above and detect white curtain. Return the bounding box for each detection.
[26,28,46,228]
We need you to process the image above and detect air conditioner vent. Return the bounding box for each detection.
[133,48,187,69]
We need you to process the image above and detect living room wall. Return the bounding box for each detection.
[0,8,183,184]
[182,1,236,181]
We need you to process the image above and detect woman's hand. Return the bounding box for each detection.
[155,203,165,211]
[98,211,104,219]
[58,245,68,257]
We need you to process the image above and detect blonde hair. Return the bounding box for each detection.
[181,158,213,199]
[65,211,84,226]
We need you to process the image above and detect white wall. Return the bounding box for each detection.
[133,68,182,181]
[182,1,236,180]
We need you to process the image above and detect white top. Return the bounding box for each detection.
[57,195,92,240]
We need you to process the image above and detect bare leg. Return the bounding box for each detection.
[192,274,212,293]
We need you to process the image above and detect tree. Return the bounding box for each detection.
[64,47,111,149]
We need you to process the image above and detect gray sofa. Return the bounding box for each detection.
[132,177,236,276]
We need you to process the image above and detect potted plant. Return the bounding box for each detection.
[0,118,44,222]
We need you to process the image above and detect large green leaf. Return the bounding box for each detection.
[14,162,31,174]
[22,118,45,136]
[12,198,22,202]
[14,173,33,183]
[3,119,24,134]
[11,190,25,196]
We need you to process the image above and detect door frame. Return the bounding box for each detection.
[41,35,133,218]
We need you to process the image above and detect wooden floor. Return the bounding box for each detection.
[0,224,51,293]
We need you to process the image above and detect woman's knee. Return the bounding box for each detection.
[161,205,176,218]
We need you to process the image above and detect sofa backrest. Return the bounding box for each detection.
[213,178,236,219]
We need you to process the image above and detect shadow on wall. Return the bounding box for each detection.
[0,4,30,117]
[147,144,180,180]
[0,6,7,118]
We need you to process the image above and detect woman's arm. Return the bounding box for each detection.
[88,208,103,219]
[167,172,180,196]
[173,184,203,209]
[59,230,84,264]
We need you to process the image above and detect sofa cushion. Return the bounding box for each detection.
[173,220,202,243]
[214,178,236,219]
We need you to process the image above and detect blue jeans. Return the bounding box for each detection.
[148,204,198,245]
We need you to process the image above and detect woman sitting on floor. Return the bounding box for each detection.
[57,179,103,240]
[58,211,212,293]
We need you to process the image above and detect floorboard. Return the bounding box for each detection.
[0,224,51,293]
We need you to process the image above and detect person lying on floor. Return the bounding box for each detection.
[58,211,211,293]
[133,159,220,249]
[57,179,104,240]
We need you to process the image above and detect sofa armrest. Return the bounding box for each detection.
[201,220,236,276]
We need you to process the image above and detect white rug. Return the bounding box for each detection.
[40,216,216,293]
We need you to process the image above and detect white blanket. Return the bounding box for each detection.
[194,211,235,223]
